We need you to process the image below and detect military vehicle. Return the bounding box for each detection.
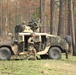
[0,22,70,60]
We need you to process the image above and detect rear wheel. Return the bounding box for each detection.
[65,35,72,46]
[48,47,62,59]
[0,47,11,60]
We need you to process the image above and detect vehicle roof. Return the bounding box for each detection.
[19,32,47,36]
[47,34,60,38]
[19,32,60,38]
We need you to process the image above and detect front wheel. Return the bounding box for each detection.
[0,47,11,60]
[48,47,62,59]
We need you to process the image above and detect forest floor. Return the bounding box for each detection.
[0,54,76,75]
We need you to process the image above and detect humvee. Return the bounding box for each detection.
[0,23,69,60]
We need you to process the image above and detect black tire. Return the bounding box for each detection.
[48,47,62,59]
[65,35,72,46]
[0,47,11,60]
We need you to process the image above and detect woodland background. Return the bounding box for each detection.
[0,0,76,55]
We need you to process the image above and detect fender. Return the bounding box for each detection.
[37,46,50,55]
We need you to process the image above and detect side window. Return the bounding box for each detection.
[34,36,39,42]
[41,36,47,43]
[18,36,23,42]
[47,36,51,45]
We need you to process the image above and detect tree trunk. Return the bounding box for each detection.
[50,0,56,35]
[40,0,45,32]
[68,0,76,56]
[65,0,70,35]
[0,0,2,36]
[20,0,23,21]
[1,0,3,36]
[58,0,65,38]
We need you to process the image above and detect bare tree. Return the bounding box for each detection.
[0,0,2,36]
[65,0,69,35]
[0,0,3,36]
[4,0,10,35]
[4,16,10,34]
[58,0,65,38]
[40,0,46,32]
[50,0,56,35]
[68,0,76,55]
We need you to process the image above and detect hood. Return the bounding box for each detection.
[0,41,14,46]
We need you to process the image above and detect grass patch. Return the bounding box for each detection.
[0,55,76,75]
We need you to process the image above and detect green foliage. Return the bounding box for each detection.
[32,7,40,20]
